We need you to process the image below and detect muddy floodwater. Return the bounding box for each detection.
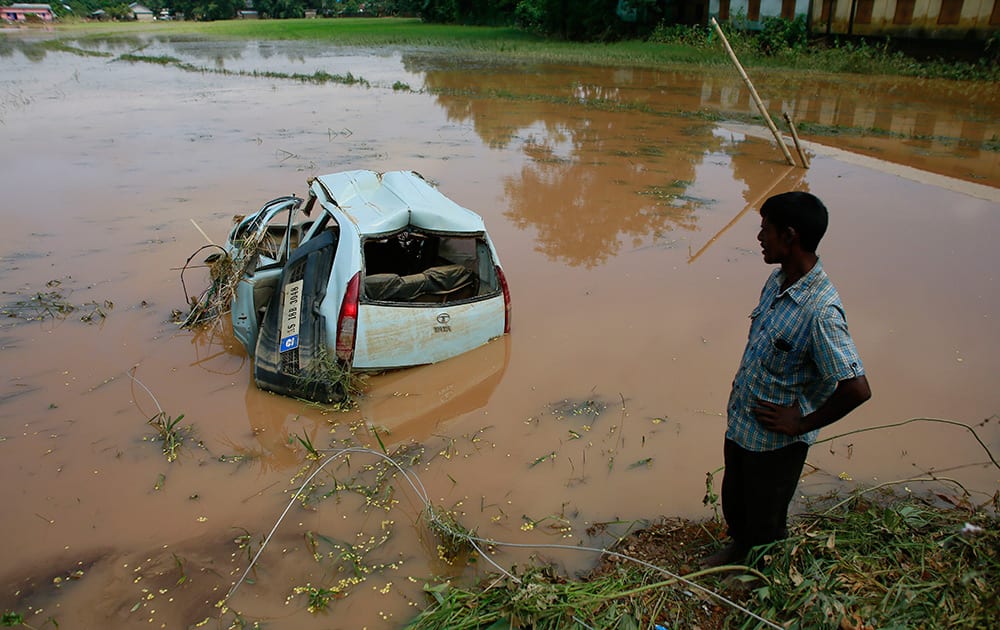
[1,32,998,629]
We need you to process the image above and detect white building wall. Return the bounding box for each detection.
[710,0,811,23]
[813,0,999,36]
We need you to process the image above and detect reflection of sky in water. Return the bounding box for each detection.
[571,82,621,102]
[520,120,575,162]
[700,127,745,204]
[72,36,428,88]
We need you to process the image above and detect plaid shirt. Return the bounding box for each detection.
[727,260,864,452]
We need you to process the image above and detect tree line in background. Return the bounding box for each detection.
[419,0,672,40]
[55,0,679,41]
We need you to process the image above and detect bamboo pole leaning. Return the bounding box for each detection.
[709,17,796,167]
[688,165,801,264]
[783,112,810,169]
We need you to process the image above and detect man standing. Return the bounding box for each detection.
[704,191,871,567]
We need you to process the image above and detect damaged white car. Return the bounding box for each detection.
[225,170,511,402]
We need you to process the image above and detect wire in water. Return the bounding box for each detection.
[223,446,784,630]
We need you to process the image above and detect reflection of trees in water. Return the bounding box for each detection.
[1,36,160,61]
[728,139,810,206]
[528,117,717,261]
[403,53,856,265]
[147,36,249,68]
[255,41,304,64]
[83,35,151,51]
[0,34,252,65]
[505,164,642,268]
[0,37,16,59]
[442,98,534,149]
[504,134,716,268]
[0,38,47,61]
[416,57,728,266]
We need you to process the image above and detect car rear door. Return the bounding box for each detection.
[353,293,506,369]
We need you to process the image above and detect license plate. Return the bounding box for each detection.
[279,279,304,353]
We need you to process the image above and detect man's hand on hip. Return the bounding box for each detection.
[753,399,803,436]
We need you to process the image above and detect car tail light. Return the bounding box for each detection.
[336,272,361,363]
[496,265,511,333]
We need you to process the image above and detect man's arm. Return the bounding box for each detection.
[754,375,871,436]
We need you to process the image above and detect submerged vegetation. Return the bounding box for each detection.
[294,345,363,406]
[116,52,372,85]
[147,411,190,462]
[47,16,1000,82]
[226,433,999,629]
[4,352,996,629]
[0,279,112,325]
[207,414,998,629]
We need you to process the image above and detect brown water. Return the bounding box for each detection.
[1,33,998,629]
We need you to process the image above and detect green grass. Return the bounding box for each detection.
[292,429,321,460]
[750,499,999,628]
[56,17,540,46]
[406,490,1000,629]
[147,411,189,462]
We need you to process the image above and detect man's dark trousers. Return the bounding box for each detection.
[721,438,809,548]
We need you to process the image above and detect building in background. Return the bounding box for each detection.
[812,0,1000,38]
[706,0,999,39]
[129,2,154,21]
[1,3,54,21]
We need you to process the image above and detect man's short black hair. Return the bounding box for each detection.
[760,192,828,253]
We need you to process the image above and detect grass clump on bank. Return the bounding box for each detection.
[748,493,998,628]
[406,489,999,629]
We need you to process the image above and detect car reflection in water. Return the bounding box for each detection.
[359,334,510,445]
[239,334,511,472]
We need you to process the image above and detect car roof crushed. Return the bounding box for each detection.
[315,170,487,236]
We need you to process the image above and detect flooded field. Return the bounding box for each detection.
[1,32,998,629]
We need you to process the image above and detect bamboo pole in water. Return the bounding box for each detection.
[688,165,800,264]
[783,111,810,169]
[709,17,796,167]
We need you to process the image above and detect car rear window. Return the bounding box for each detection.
[362,229,499,304]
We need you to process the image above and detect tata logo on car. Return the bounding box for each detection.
[434,312,452,333]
